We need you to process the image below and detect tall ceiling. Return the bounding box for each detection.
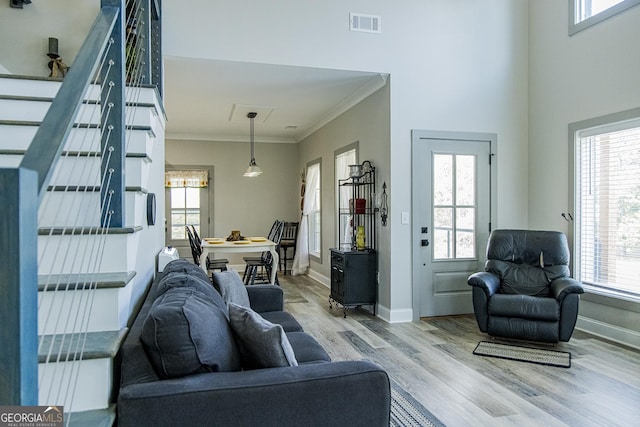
[163,57,387,144]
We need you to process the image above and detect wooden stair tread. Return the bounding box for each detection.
[38,271,136,291]
[0,119,154,134]
[66,404,116,427]
[38,329,128,363]
[38,226,143,235]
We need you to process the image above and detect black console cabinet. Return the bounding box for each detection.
[329,249,377,318]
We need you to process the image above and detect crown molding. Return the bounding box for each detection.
[166,132,297,144]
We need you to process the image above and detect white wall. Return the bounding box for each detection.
[297,82,391,307]
[163,0,530,320]
[165,138,300,264]
[529,1,640,347]
[128,102,167,322]
[529,1,640,230]
[0,1,98,76]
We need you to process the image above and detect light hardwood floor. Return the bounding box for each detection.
[279,274,640,427]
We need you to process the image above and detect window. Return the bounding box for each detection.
[306,160,321,258]
[335,144,357,248]
[571,109,640,298]
[432,153,477,260]
[569,0,640,34]
[165,169,210,243]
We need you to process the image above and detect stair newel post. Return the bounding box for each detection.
[0,168,39,405]
[136,0,152,86]
[100,0,126,228]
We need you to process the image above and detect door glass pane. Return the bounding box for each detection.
[433,154,452,205]
[434,207,453,259]
[433,154,478,260]
[456,155,475,206]
[456,207,476,258]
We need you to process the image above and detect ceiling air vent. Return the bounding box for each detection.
[349,13,381,34]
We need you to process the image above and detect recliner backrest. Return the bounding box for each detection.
[485,230,571,296]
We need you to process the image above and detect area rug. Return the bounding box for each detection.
[473,341,571,368]
[390,380,446,427]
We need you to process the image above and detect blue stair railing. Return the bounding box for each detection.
[0,0,162,408]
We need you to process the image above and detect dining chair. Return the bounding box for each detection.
[188,225,228,273]
[241,219,281,264]
[279,221,299,275]
[185,225,201,265]
[242,220,284,285]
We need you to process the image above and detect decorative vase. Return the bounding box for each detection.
[356,226,366,250]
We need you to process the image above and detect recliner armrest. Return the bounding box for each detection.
[550,277,584,301]
[246,284,284,313]
[467,272,501,297]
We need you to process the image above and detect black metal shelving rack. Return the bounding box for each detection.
[330,161,377,318]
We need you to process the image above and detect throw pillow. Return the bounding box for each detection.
[212,268,251,307]
[227,302,298,369]
[141,287,241,378]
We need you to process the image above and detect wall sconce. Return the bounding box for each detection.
[47,37,69,79]
[380,181,388,226]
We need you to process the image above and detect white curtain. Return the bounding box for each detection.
[292,164,320,275]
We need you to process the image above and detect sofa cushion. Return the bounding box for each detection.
[228,303,298,369]
[488,293,560,321]
[260,311,304,332]
[155,271,225,311]
[141,287,241,378]
[286,331,331,364]
[212,268,251,307]
[158,258,211,283]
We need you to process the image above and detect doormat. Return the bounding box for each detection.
[473,341,571,368]
[390,380,446,427]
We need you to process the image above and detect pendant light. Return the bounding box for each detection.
[243,112,263,177]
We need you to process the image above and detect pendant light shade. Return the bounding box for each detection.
[243,112,263,177]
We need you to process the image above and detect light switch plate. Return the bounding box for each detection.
[401,211,409,224]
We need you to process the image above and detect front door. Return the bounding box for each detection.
[412,131,494,318]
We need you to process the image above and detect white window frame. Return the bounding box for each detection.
[334,142,358,249]
[569,107,640,302]
[165,165,212,249]
[569,0,640,35]
[307,160,322,260]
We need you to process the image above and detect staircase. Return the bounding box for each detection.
[0,74,165,425]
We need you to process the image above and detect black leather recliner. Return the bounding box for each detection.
[467,229,584,343]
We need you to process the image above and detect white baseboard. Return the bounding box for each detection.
[376,304,413,323]
[576,315,640,350]
[306,269,329,287]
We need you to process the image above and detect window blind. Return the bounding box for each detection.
[577,121,640,296]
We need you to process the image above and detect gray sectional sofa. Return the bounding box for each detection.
[117,259,390,426]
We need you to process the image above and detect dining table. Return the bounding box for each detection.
[200,237,279,285]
